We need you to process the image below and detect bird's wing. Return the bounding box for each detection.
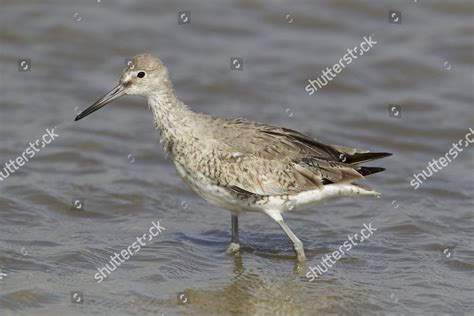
[212,118,366,196]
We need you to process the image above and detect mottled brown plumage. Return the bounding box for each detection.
[75,53,392,261]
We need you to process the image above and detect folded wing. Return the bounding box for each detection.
[213,118,391,196]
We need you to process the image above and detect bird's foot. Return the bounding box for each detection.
[226,242,240,255]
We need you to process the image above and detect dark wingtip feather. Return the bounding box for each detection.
[357,166,386,176]
[345,152,392,164]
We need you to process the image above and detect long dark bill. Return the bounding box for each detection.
[74,84,126,121]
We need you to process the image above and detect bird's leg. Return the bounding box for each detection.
[265,210,306,262]
[226,214,240,255]
[277,219,306,262]
[231,213,239,244]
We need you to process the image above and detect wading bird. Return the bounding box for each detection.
[75,54,391,261]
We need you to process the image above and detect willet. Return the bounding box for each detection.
[75,53,391,261]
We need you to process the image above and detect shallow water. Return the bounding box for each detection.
[0,0,473,315]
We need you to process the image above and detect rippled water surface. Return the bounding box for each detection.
[1,0,473,315]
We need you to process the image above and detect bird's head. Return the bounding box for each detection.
[75,53,171,121]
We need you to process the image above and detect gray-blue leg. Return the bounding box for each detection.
[264,210,306,261]
[226,214,240,254]
[276,219,306,261]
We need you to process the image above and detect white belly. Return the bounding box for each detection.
[173,162,379,214]
[174,162,245,212]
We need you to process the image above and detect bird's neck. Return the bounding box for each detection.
[147,89,196,152]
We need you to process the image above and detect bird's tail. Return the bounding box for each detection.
[350,183,381,197]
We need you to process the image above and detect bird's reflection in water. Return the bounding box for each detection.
[177,251,371,315]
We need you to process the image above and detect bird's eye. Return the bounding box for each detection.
[137,71,146,78]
